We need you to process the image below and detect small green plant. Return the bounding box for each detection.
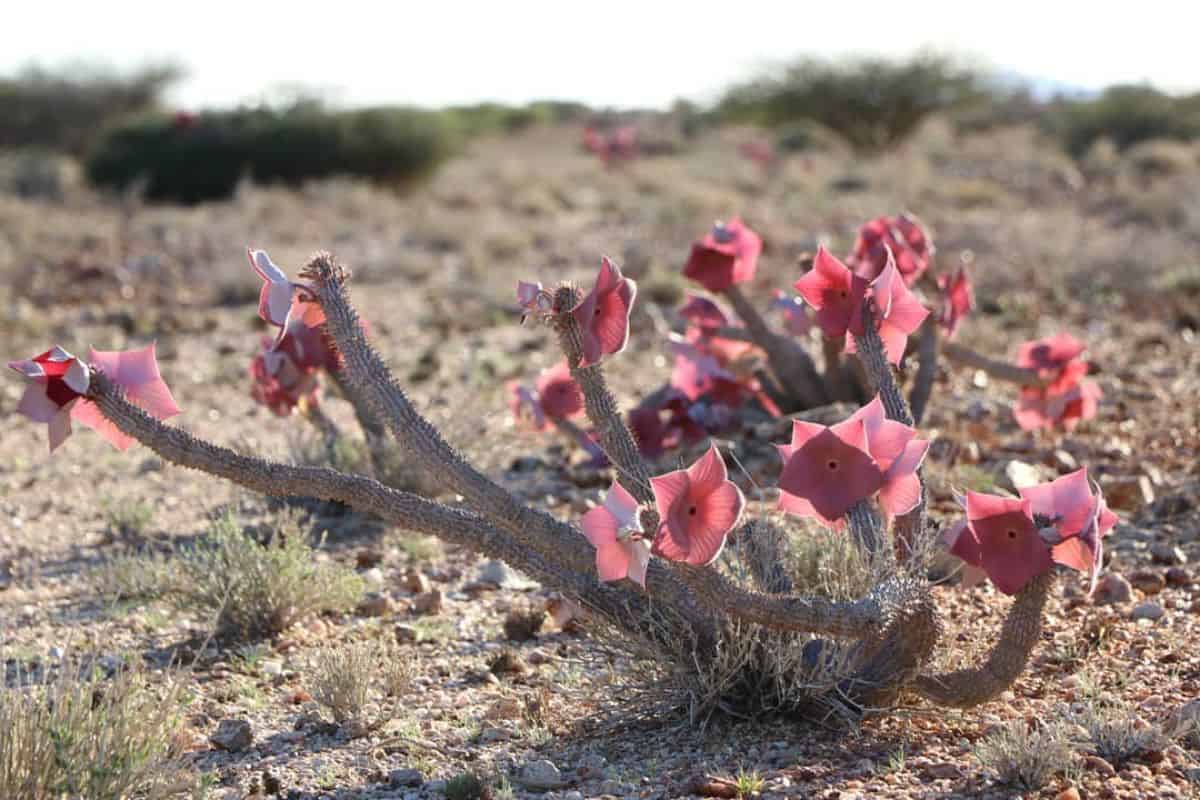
[0,658,186,799]
[444,771,488,800]
[91,548,174,602]
[1052,84,1200,158]
[734,768,765,797]
[972,719,1074,790]
[310,642,376,725]
[103,500,154,541]
[171,512,364,641]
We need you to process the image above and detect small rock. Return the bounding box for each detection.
[1055,788,1081,800]
[478,726,510,743]
[262,771,282,795]
[356,548,384,568]
[1165,567,1191,587]
[1165,699,1200,741]
[1052,449,1078,471]
[1093,573,1133,605]
[48,646,64,660]
[1128,569,1166,595]
[261,659,283,677]
[1130,601,1165,622]
[425,779,447,794]
[1104,475,1154,511]
[477,560,540,591]
[412,589,443,615]
[688,778,738,798]
[517,759,566,791]
[388,768,424,787]
[484,697,523,720]
[563,792,584,800]
[361,567,385,587]
[1083,755,1116,776]
[1150,543,1187,566]
[210,718,253,752]
[922,763,962,780]
[1004,460,1043,491]
[403,569,431,594]
[394,624,418,643]
[356,593,392,617]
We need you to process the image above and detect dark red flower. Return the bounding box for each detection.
[682,219,762,293]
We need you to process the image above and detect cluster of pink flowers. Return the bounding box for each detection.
[582,444,746,585]
[582,125,637,166]
[946,468,1116,595]
[1013,332,1102,432]
[8,344,179,451]
[846,213,934,285]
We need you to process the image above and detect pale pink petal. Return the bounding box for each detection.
[1019,468,1094,536]
[47,405,75,452]
[16,382,59,423]
[63,359,90,394]
[602,482,643,532]
[788,420,826,451]
[8,359,45,378]
[70,399,135,451]
[624,540,651,588]
[685,444,729,494]
[688,481,744,565]
[649,470,690,527]
[88,344,181,421]
[516,280,543,308]
[594,541,632,582]
[581,505,619,548]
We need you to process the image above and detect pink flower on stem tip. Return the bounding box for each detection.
[536,361,584,420]
[10,344,180,452]
[1018,468,1117,595]
[679,295,755,364]
[571,257,637,367]
[651,444,745,566]
[848,214,933,285]
[248,248,325,336]
[628,388,706,459]
[581,481,650,587]
[771,290,812,337]
[679,294,730,334]
[844,251,931,365]
[793,247,869,340]
[947,492,1055,596]
[682,218,762,293]
[936,267,974,339]
[516,280,547,323]
[251,341,320,417]
[1012,333,1101,431]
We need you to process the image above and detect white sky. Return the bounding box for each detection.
[6,1,1198,109]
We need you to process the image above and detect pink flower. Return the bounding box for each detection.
[516,280,546,323]
[650,444,745,565]
[793,247,868,340]
[776,396,928,526]
[936,267,974,339]
[682,219,763,293]
[10,344,180,451]
[848,214,933,285]
[947,492,1054,596]
[738,138,776,169]
[1012,333,1102,431]
[680,296,755,363]
[535,361,585,421]
[581,481,650,587]
[9,346,91,451]
[844,253,931,365]
[771,290,812,337]
[248,248,325,335]
[669,338,737,402]
[571,257,637,367]
[1018,468,1117,595]
[251,343,320,417]
[628,389,705,458]
[679,295,730,334]
[507,381,548,431]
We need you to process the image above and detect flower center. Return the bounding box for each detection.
[1007,529,1018,539]
[688,506,698,516]
[827,459,839,471]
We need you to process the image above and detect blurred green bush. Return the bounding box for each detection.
[0,65,179,155]
[1049,85,1200,158]
[716,54,988,151]
[86,104,461,203]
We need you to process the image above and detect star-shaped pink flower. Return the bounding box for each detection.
[1018,468,1117,594]
[8,346,91,451]
[848,214,933,285]
[682,218,762,293]
[535,361,584,421]
[793,247,869,340]
[251,341,320,417]
[776,417,882,527]
[571,257,637,367]
[936,267,974,339]
[581,481,650,587]
[1012,333,1102,431]
[71,344,181,450]
[651,444,745,565]
[949,492,1054,595]
[845,254,931,365]
[842,396,930,520]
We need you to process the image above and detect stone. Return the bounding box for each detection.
[1128,570,1166,595]
[1103,475,1154,511]
[389,768,424,787]
[517,759,567,791]
[1004,460,1044,491]
[403,569,431,594]
[1150,543,1187,566]
[1055,788,1081,800]
[355,548,384,569]
[210,718,253,752]
[1130,601,1165,622]
[1083,755,1116,776]
[1165,699,1200,742]
[356,593,392,617]
[261,659,283,677]
[1052,449,1078,471]
[476,560,539,591]
[361,567,385,587]
[1165,567,1191,587]
[394,624,418,643]
[1093,573,1133,605]
[412,589,443,615]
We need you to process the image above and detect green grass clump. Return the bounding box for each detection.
[1052,85,1200,158]
[0,660,186,800]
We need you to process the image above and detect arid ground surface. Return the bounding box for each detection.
[2,121,1199,799]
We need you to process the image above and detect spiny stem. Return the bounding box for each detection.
[850,303,914,427]
[723,284,827,409]
[942,340,1044,386]
[911,573,1053,708]
[908,317,939,425]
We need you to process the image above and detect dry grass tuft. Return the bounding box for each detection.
[309,641,417,729]
[502,601,546,642]
[1070,699,1171,768]
[972,719,1075,790]
[0,658,186,800]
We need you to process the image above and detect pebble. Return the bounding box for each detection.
[476,560,538,590]
[517,759,566,790]
[1093,573,1133,605]
[210,718,253,752]
[1165,567,1191,587]
[362,567,385,587]
[403,569,431,594]
[1128,569,1166,595]
[1055,788,1081,800]
[395,624,418,643]
[412,589,443,615]
[47,646,64,659]
[1130,601,1165,622]
[1150,543,1187,566]
[1104,475,1155,511]
[355,593,393,617]
[261,659,283,677]
[1003,460,1043,491]
[388,768,424,787]
[1083,755,1116,776]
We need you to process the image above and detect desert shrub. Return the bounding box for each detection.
[309,641,415,728]
[0,150,82,200]
[170,512,364,640]
[91,548,175,602]
[444,771,488,800]
[1070,699,1171,768]
[972,719,1075,790]
[0,64,178,155]
[85,103,458,203]
[1052,85,1200,158]
[0,659,185,800]
[717,54,988,150]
